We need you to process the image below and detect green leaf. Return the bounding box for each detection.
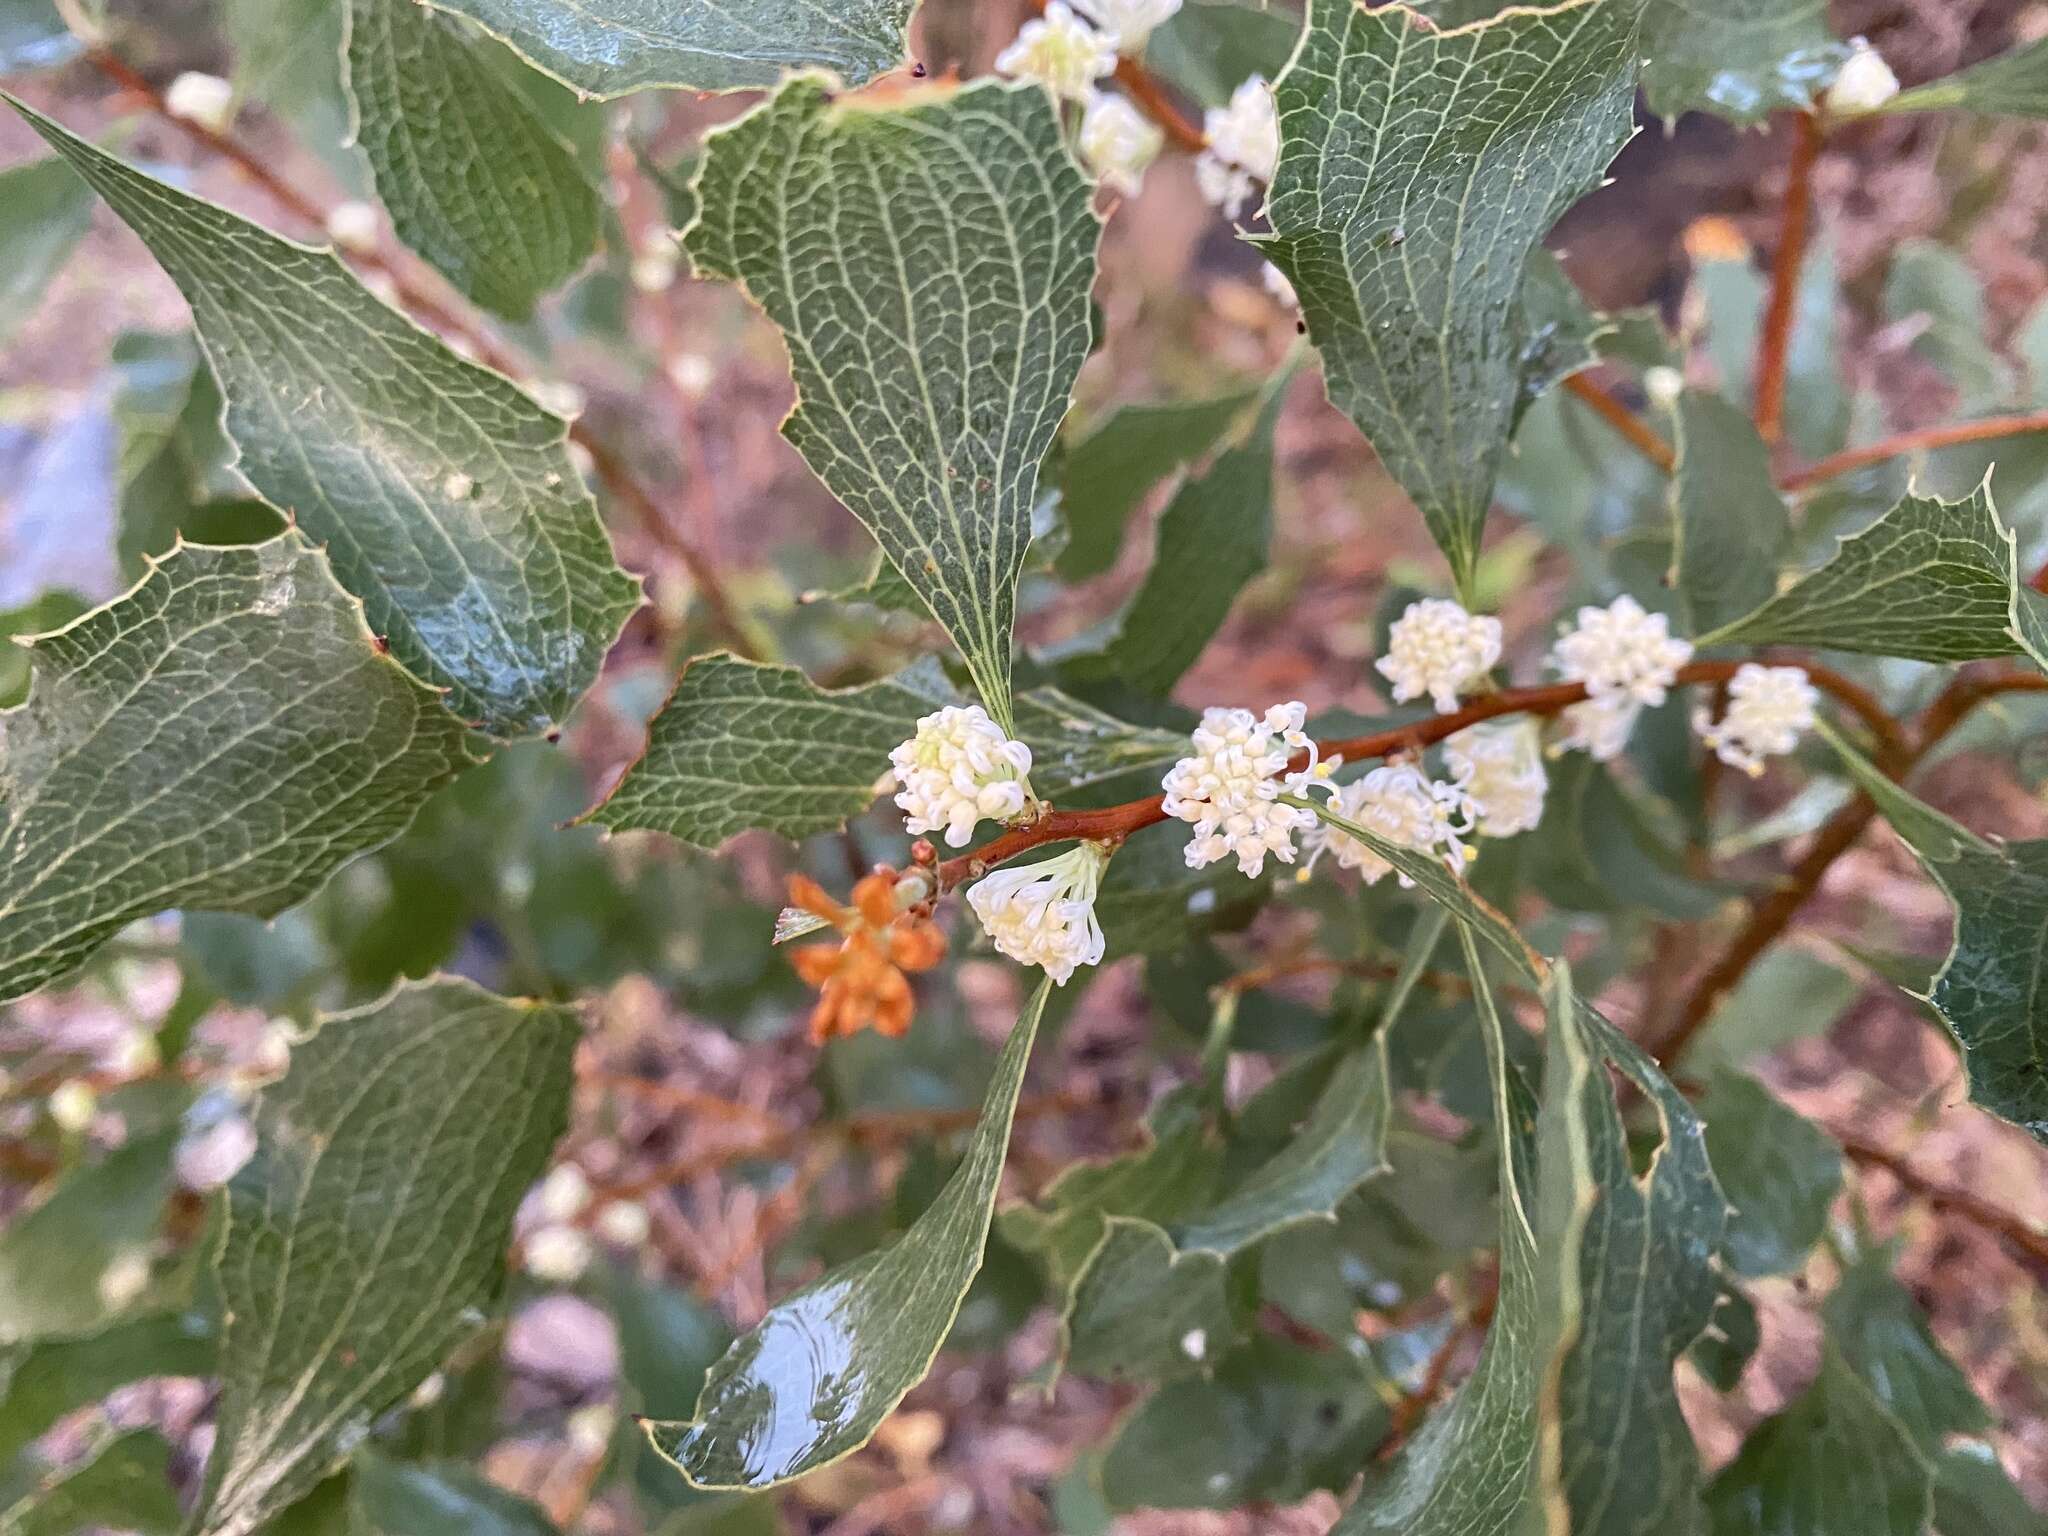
[11,99,643,737]
[1891,37,2048,120]
[343,0,601,319]
[1671,392,1793,635]
[1825,1245,1991,1451]
[1527,754,1732,922]
[1821,726,2048,1144]
[1688,1280,1760,1392]
[684,78,1095,728]
[1515,250,1608,422]
[1884,242,2017,414]
[1932,1443,2048,1536]
[223,0,367,190]
[1701,479,2048,666]
[1677,943,1860,1078]
[1144,0,1301,107]
[1338,946,1726,1536]
[0,1131,177,1346]
[1700,1074,1842,1278]
[1703,1346,1930,1536]
[2,1429,182,1536]
[1100,1337,1391,1512]
[0,1306,215,1465]
[588,654,1180,850]
[0,156,91,348]
[194,977,579,1536]
[1086,390,1281,696]
[418,0,914,96]
[1061,1218,1238,1385]
[0,534,476,1004]
[1640,0,1844,124]
[350,1452,558,1536]
[646,980,1049,1490]
[1055,388,1259,582]
[1261,0,1638,595]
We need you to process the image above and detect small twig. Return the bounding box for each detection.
[1753,112,1822,444]
[83,49,760,659]
[1376,1271,1499,1461]
[939,660,1908,891]
[580,1068,787,1136]
[1835,1130,2048,1272]
[1112,55,1206,151]
[1564,373,1677,473]
[1781,408,2048,492]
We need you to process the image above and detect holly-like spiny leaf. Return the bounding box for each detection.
[685,78,1098,729]
[195,977,579,1536]
[646,980,1049,1489]
[1825,1244,1992,1452]
[418,0,914,97]
[0,535,476,1004]
[1821,724,2048,1145]
[1670,391,1793,635]
[11,98,643,737]
[1700,1073,1843,1278]
[343,0,601,319]
[1260,0,1639,597]
[1700,478,2048,666]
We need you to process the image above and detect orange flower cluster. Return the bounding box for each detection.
[786,870,946,1043]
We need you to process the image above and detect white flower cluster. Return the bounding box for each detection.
[1196,76,1278,219]
[1445,719,1548,838]
[891,705,1035,848]
[1549,596,1695,761]
[966,842,1110,985]
[524,1163,594,1284]
[995,2,1119,100]
[1311,762,1479,886]
[1694,663,1818,777]
[1378,598,1503,713]
[1076,0,1181,53]
[1161,701,1321,878]
[1079,92,1164,195]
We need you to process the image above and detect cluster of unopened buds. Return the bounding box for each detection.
[521,1163,654,1285]
[993,0,1277,222]
[781,596,1826,1030]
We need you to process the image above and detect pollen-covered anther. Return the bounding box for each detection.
[1693,663,1818,777]
[786,870,947,1043]
[890,704,1036,848]
[966,841,1111,985]
[1311,762,1478,886]
[1161,701,1321,879]
[1377,598,1504,713]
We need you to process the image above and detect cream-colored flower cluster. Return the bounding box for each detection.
[1550,596,1696,761]
[890,704,1036,849]
[1161,701,1322,878]
[1196,76,1278,219]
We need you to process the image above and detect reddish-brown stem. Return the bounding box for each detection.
[1376,1272,1499,1460]
[84,50,760,659]
[1564,373,1677,473]
[939,660,1908,892]
[1113,56,1206,151]
[1653,669,2048,1066]
[1835,1130,2048,1272]
[1782,408,2048,492]
[1753,111,1822,445]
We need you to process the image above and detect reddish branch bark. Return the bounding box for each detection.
[1564,373,1677,472]
[938,659,1909,891]
[1753,111,1823,444]
[1781,408,2048,491]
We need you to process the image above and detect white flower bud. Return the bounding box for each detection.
[1444,718,1548,838]
[524,1224,593,1284]
[1161,702,1321,878]
[175,1112,257,1190]
[1825,40,1900,116]
[97,1248,154,1312]
[891,704,1035,848]
[410,1372,448,1409]
[324,200,381,254]
[566,1403,617,1456]
[536,1163,592,1223]
[967,842,1110,986]
[594,1199,651,1248]
[666,353,715,398]
[251,1024,293,1078]
[1549,596,1694,762]
[631,247,678,293]
[995,2,1118,101]
[1377,598,1504,714]
[1261,262,1297,309]
[1311,763,1478,886]
[1693,663,1818,777]
[165,72,236,136]
[49,1080,96,1133]
[1644,365,1684,411]
[1075,0,1181,54]
[1078,92,1164,196]
[1197,74,1278,216]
